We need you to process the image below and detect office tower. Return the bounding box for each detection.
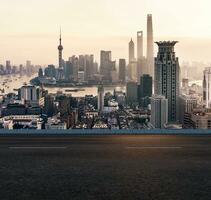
[84,55,94,81]
[78,71,85,83]
[119,59,126,83]
[203,67,211,108]
[6,60,11,74]
[129,39,135,62]
[19,85,38,102]
[128,39,137,81]
[147,14,154,78]
[19,64,24,75]
[129,60,137,81]
[26,60,32,75]
[178,95,198,124]
[69,56,79,81]
[64,61,73,80]
[126,81,138,104]
[137,31,147,81]
[155,41,180,122]
[138,74,152,107]
[57,29,64,80]
[93,62,98,74]
[100,50,113,82]
[137,31,143,60]
[98,84,104,112]
[151,95,168,129]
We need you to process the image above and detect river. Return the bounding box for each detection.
[0,74,126,97]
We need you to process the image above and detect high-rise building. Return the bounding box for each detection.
[84,55,94,81]
[178,95,198,124]
[137,31,143,60]
[203,67,211,108]
[6,60,12,74]
[129,60,137,81]
[69,56,79,81]
[155,41,180,122]
[119,59,126,83]
[100,51,113,82]
[126,81,138,104]
[129,38,135,62]
[137,31,147,81]
[64,61,73,80]
[138,74,152,107]
[151,95,168,129]
[147,14,154,78]
[98,84,104,112]
[19,85,38,102]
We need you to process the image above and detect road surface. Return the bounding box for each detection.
[0,135,211,200]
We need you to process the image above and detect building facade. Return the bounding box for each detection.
[151,95,168,129]
[154,41,180,122]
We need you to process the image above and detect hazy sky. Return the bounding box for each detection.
[1,0,211,65]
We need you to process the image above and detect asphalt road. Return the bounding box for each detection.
[0,135,211,200]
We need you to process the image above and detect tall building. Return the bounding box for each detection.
[147,14,154,78]
[138,74,152,107]
[129,38,135,62]
[64,61,73,80]
[19,85,38,102]
[69,56,79,81]
[151,95,168,129]
[126,81,138,104]
[128,38,137,81]
[84,55,94,81]
[57,29,64,80]
[203,67,211,108]
[119,59,126,83]
[6,60,11,74]
[137,31,143,60]
[155,41,180,122]
[100,51,113,82]
[137,31,147,81]
[178,95,198,124]
[98,84,104,112]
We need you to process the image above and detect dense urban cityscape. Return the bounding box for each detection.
[0,14,210,130]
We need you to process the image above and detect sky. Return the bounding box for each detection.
[0,0,211,66]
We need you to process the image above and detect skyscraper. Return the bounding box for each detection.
[155,41,180,122]
[147,14,154,78]
[126,81,138,104]
[137,31,143,60]
[137,31,147,81]
[129,38,135,62]
[84,55,94,81]
[138,74,152,107]
[178,95,198,124]
[203,67,211,108]
[119,59,126,83]
[98,84,104,112]
[128,39,137,81]
[100,50,113,82]
[151,95,168,129]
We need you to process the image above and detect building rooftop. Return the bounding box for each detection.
[155,41,178,46]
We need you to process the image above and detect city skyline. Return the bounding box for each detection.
[1,0,211,65]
